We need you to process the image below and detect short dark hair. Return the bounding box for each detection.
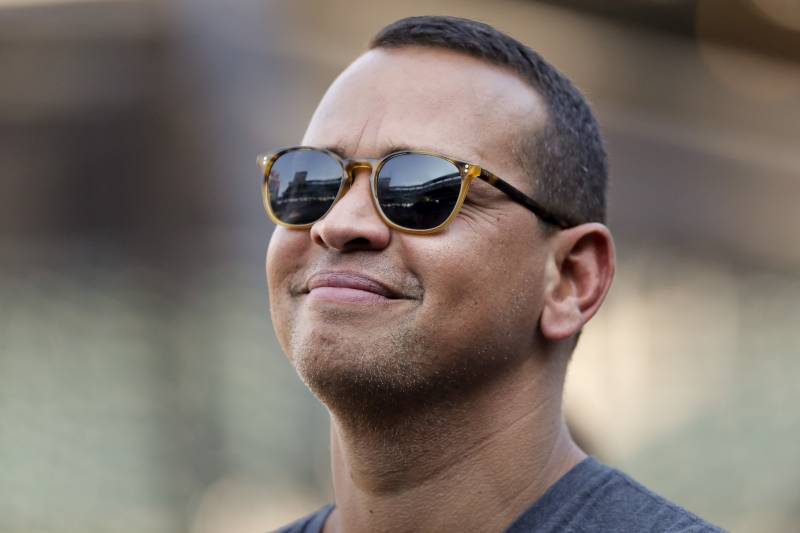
[370,16,607,225]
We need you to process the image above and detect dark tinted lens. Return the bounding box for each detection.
[376,154,463,230]
[267,149,343,225]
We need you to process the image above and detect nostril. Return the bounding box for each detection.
[343,237,373,250]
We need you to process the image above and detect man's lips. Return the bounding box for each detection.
[304,271,405,303]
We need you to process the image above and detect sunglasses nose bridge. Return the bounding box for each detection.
[345,160,376,181]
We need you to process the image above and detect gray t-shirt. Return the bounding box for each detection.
[274,457,726,532]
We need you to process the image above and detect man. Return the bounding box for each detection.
[265,16,723,533]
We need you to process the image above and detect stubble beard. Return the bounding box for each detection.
[288,312,516,434]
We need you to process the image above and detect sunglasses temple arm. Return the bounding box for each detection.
[478,171,572,228]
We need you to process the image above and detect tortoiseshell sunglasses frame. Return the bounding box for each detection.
[258,146,574,234]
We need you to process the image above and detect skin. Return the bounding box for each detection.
[266,46,615,533]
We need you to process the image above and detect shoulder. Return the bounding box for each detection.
[271,504,335,533]
[505,457,727,533]
[583,462,726,532]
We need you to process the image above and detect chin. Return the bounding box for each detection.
[293,340,429,409]
[289,331,514,429]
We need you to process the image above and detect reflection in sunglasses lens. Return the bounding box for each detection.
[377,154,462,230]
[268,150,343,225]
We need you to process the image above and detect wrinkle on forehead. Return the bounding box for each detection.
[350,116,373,156]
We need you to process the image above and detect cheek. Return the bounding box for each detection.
[403,231,544,344]
[266,228,309,351]
[266,229,287,298]
[266,228,307,289]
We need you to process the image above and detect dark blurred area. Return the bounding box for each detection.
[1,1,798,532]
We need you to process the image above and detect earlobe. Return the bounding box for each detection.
[539,223,615,342]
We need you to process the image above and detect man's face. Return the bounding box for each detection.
[266,47,553,408]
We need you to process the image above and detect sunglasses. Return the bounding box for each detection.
[259,146,573,234]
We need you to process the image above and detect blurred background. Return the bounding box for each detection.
[1,0,798,531]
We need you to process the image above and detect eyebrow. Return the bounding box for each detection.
[319,144,348,158]
[320,143,441,160]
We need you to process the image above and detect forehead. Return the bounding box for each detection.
[302,47,547,171]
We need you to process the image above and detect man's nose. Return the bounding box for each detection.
[309,168,391,251]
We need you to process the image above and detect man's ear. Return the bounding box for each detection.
[539,223,615,341]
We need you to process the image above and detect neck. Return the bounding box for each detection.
[322,355,586,533]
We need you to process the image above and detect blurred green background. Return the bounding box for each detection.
[1,0,799,531]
